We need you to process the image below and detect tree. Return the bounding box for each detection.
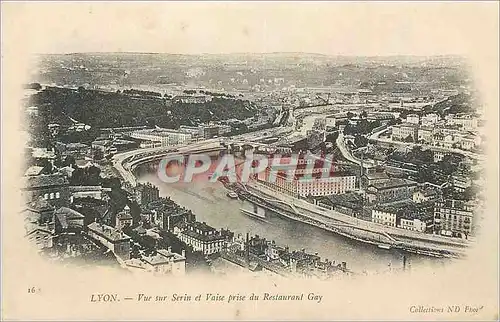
[347,112,355,119]
[62,155,76,168]
[86,165,101,185]
[354,135,368,148]
[92,147,104,161]
[360,110,368,119]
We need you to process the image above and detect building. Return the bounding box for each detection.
[115,209,133,231]
[325,116,337,128]
[451,173,472,192]
[413,187,439,203]
[433,149,450,163]
[219,124,232,135]
[398,217,428,232]
[134,183,160,205]
[372,202,432,231]
[31,148,56,164]
[448,114,478,130]
[21,173,70,207]
[417,127,434,143]
[87,222,131,260]
[406,114,420,125]
[256,155,355,197]
[177,221,226,256]
[392,123,419,142]
[179,125,202,137]
[141,248,186,276]
[460,134,481,151]
[361,171,390,187]
[24,165,47,177]
[397,203,434,232]
[54,207,85,233]
[26,228,54,250]
[199,125,220,139]
[54,142,90,159]
[317,193,363,217]
[173,95,212,104]
[421,113,440,126]
[69,185,111,201]
[366,178,417,204]
[259,168,356,197]
[129,128,192,147]
[24,196,56,224]
[433,199,475,238]
[372,206,398,227]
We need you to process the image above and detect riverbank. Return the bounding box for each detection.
[238,181,467,259]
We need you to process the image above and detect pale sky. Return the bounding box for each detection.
[2,2,499,56]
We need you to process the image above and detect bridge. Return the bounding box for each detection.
[112,138,283,187]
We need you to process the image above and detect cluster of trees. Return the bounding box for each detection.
[170,97,256,125]
[28,87,256,131]
[70,164,101,186]
[429,93,476,117]
[389,146,466,184]
[343,119,381,136]
[121,89,162,97]
[353,135,368,148]
[442,184,482,202]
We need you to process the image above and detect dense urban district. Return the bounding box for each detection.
[21,53,485,279]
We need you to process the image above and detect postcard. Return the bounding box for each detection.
[1,2,498,321]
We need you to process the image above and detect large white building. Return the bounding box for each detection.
[141,249,186,276]
[421,113,440,126]
[447,114,478,131]
[259,169,356,197]
[406,114,420,125]
[129,128,193,147]
[178,222,226,256]
[434,199,475,238]
[372,207,397,227]
[392,123,419,141]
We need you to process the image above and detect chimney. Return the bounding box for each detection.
[181,249,186,258]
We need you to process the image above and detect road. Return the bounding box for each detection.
[369,126,484,161]
[335,132,375,169]
[245,181,470,256]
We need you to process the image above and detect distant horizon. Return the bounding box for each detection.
[36,51,466,58]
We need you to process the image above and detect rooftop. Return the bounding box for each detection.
[88,222,130,242]
[369,178,417,190]
[26,196,54,212]
[181,227,225,242]
[142,249,185,266]
[22,173,69,190]
[117,211,133,220]
[56,207,85,220]
[24,166,44,177]
[363,172,389,180]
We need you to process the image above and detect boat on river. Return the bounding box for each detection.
[241,204,267,221]
[227,191,239,199]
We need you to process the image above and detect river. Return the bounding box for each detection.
[136,170,448,273]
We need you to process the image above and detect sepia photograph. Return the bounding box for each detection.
[1,2,499,321]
